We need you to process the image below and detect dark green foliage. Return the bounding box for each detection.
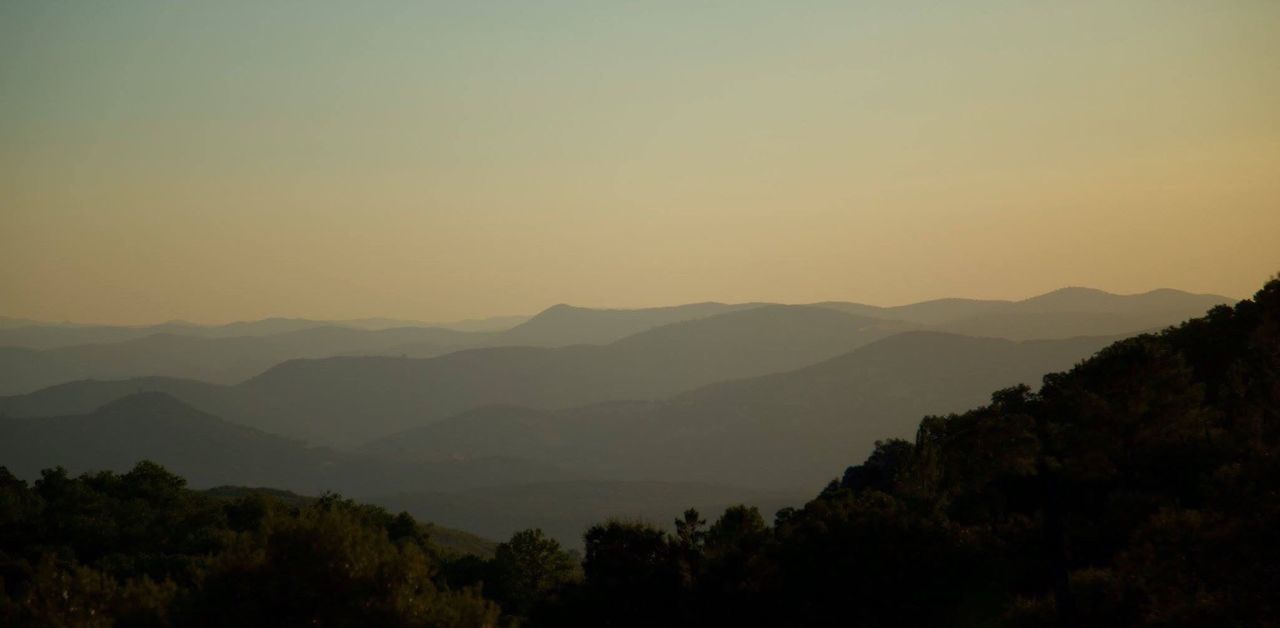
[488,529,577,618]
[0,462,500,626]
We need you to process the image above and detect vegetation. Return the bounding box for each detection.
[1,277,1274,625]
[0,463,500,626]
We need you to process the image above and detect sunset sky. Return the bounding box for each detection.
[3,1,1278,325]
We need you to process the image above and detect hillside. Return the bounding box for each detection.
[497,276,1279,627]
[367,331,1119,489]
[0,392,577,495]
[0,288,1228,396]
[0,303,764,395]
[815,287,1232,339]
[494,302,764,346]
[0,326,483,395]
[1,306,897,444]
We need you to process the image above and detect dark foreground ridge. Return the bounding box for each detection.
[1,276,1275,626]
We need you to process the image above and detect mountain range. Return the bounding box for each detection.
[0,392,577,495]
[0,285,1235,545]
[364,331,1119,489]
[0,288,1231,396]
[1,306,903,443]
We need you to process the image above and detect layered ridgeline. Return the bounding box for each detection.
[0,391,812,547]
[0,306,905,444]
[1,279,1273,626]
[0,288,1230,396]
[0,392,579,496]
[364,332,1118,490]
[816,286,1231,339]
[0,302,756,394]
[1,319,1121,545]
[0,314,524,349]
[0,315,1113,488]
[0,288,1234,548]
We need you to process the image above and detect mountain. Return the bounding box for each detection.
[0,302,752,351]
[366,331,1119,490]
[814,287,1232,339]
[0,326,486,395]
[936,288,1233,339]
[0,306,896,445]
[0,316,57,329]
[415,314,530,333]
[0,392,577,495]
[248,305,897,443]
[373,481,806,548]
[811,297,1010,325]
[0,288,1228,396]
[493,302,765,346]
[0,317,345,349]
[0,304,762,394]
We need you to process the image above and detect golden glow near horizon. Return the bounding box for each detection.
[2,2,1278,325]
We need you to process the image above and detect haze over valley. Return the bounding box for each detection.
[0,285,1235,543]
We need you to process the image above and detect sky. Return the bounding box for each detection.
[2,1,1278,325]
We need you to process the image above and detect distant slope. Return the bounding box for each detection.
[0,318,347,349]
[0,301,751,351]
[815,287,1232,339]
[811,298,1010,325]
[934,287,1233,339]
[0,303,760,394]
[494,302,764,346]
[0,326,485,395]
[374,481,806,549]
[0,392,578,495]
[1,288,1227,395]
[230,306,900,443]
[1,306,896,444]
[367,332,1119,490]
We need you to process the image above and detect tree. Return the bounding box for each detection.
[490,528,576,618]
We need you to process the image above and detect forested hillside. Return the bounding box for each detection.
[519,276,1278,626]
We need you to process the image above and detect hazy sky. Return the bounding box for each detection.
[2,1,1278,324]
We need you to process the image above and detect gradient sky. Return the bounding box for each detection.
[2,1,1278,325]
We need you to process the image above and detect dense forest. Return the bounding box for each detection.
[2,277,1276,626]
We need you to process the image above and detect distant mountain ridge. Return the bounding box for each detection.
[364,331,1120,490]
[812,287,1231,339]
[0,391,808,549]
[0,314,533,349]
[0,392,578,495]
[496,302,765,347]
[0,305,898,444]
[0,287,1231,396]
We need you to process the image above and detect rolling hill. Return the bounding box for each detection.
[366,331,1121,490]
[0,288,1228,396]
[814,287,1232,339]
[0,306,897,444]
[0,392,577,495]
[0,303,765,395]
[0,326,484,395]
